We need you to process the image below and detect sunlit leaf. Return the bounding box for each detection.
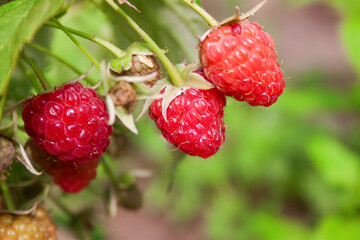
[0,0,64,90]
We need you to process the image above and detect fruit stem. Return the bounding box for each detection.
[104,0,184,87]
[51,18,101,70]
[20,51,51,90]
[180,0,220,28]
[46,22,126,58]
[1,179,16,211]
[18,62,43,94]
[167,152,185,192]
[101,154,119,187]
[26,43,96,84]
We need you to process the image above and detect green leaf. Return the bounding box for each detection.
[194,0,202,8]
[0,0,64,90]
[306,135,360,191]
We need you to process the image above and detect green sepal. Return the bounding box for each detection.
[110,42,165,73]
[110,54,132,73]
[126,42,154,56]
[194,0,202,8]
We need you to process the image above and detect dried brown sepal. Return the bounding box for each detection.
[0,136,15,171]
[109,81,137,113]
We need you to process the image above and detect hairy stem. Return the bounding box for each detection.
[180,0,219,28]
[20,51,51,90]
[46,22,125,58]
[104,0,184,87]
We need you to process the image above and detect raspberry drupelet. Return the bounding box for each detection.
[22,83,113,163]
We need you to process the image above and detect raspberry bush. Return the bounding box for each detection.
[0,0,330,239]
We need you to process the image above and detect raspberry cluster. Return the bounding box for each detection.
[22,83,112,164]
[200,21,285,106]
[149,18,284,158]
[22,83,111,193]
[0,207,58,240]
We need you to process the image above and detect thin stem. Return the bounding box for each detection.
[1,179,16,211]
[46,22,125,58]
[26,43,96,84]
[51,18,101,70]
[20,51,51,90]
[104,0,184,87]
[167,152,185,193]
[18,61,43,94]
[101,154,118,187]
[180,0,219,28]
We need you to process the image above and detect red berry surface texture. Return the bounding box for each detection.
[22,83,113,163]
[35,155,99,193]
[199,21,285,106]
[149,87,226,158]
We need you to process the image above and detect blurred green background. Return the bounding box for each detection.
[6,0,360,239]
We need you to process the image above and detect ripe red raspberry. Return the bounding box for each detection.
[0,207,58,240]
[29,140,99,193]
[199,21,285,107]
[149,86,226,158]
[51,159,99,193]
[22,83,113,163]
[40,157,99,193]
